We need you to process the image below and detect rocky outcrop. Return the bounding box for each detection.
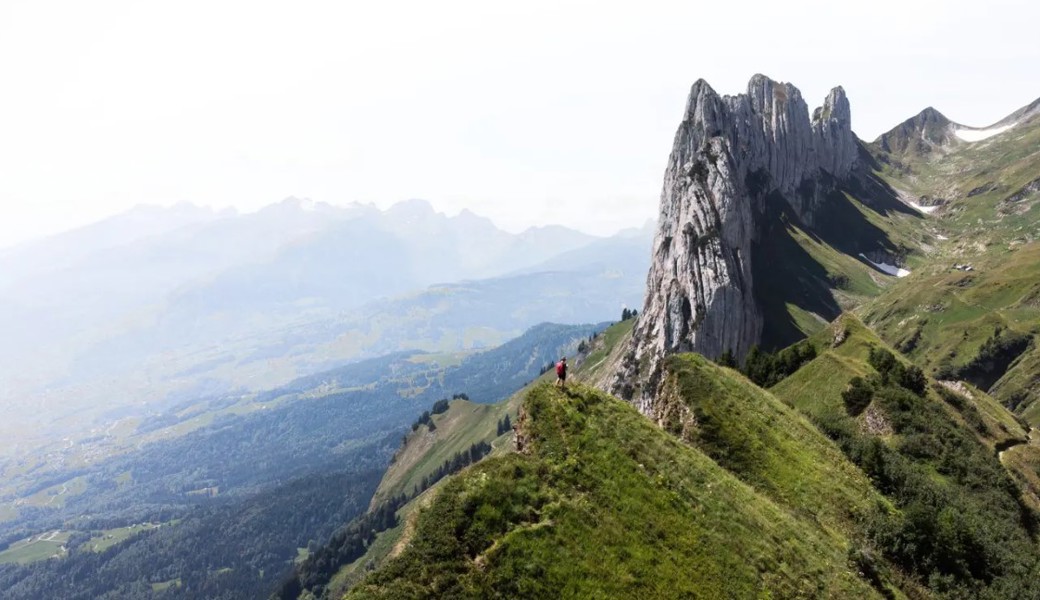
[611,75,858,409]
[995,95,1040,128]
[874,107,956,155]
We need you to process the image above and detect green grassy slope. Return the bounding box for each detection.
[860,215,1040,424]
[312,322,632,596]
[575,318,634,382]
[298,315,1040,599]
[863,108,1040,424]
[753,179,927,350]
[774,314,1027,449]
[370,398,518,508]
[772,314,1040,597]
[346,383,886,600]
[655,354,889,542]
[0,531,69,565]
[323,483,439,598]
[314,375,555,598]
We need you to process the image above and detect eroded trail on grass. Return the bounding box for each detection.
[998,428,1035,462]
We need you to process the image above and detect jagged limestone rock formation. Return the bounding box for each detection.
[613,75,858,410]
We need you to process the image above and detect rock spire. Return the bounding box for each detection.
[613,75,858,410]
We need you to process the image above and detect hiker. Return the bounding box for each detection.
[555,357,567,388]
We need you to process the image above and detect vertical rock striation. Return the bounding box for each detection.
[613,75,858,411]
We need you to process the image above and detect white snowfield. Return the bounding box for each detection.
[906,200,939,214]
[859,253,911,278]
[954,123,1015,142]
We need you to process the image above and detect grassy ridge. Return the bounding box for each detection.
[317,326,623,596]
[346,383,884,599]
[317,315,1038,599]
[658,354,890,542]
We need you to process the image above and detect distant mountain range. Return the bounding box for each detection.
[0,199,651,457]
[2,72,1040,600]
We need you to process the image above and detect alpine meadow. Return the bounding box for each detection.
[1,4,1040,600]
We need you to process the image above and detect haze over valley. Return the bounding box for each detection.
[1,2,1039,598]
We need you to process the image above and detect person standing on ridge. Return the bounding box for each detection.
[555,357,567,388]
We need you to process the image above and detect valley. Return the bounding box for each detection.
[1,72,1038,600]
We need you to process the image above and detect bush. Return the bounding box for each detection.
[823,368,1037,596]
[898,366,927,397]
[842,377,873,416]
[867,347,926,396]
[742,342,817,387]
[951,329,1033,390]
[715,349,738,368]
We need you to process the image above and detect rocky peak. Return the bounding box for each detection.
[611,75,858,409]
[813,86,857,177]
[874,106,955,155]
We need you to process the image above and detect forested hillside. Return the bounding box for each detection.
[0,322,604,599]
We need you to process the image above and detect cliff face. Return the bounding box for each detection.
[613,75,858,409]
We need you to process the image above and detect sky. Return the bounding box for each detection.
[0,0,1037,247]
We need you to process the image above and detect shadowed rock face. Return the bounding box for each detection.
[613,74,858,409]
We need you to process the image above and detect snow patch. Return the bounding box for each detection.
[955,124,1014,142]
[859,253,911,278]
[906,200,939,214]
[936,234,949,240]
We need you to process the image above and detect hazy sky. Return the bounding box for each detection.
[0,0,1037,247]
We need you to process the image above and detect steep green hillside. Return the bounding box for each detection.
[775,315,1028,450]
[861,243,1040,423]
[286,316,1040,599]
[289,320,906,599]
[777,314,1030,485]
[279,364,563,599]
[752,178,929,349]
[371,397,518,509]
[773,315,1040,597]
[653,354,889,541]
[346,383,886,599]
[862,104,1040,424]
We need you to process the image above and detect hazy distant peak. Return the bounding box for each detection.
[124,201,223,218]
[269,196,321,211]
[614,218,657,239]
[518,223,599,243]
[454,208,497,228]
[388,198,438,216]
